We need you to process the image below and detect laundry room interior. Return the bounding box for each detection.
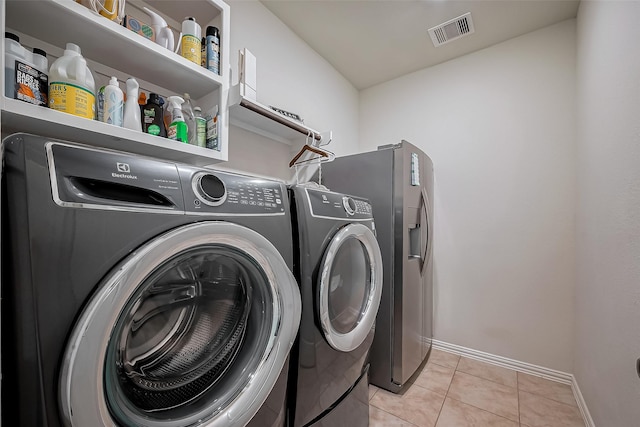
[0,1,638,427]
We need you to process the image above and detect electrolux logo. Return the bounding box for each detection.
[112,162,138,180]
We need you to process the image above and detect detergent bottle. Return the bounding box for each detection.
[166,95,187,143]
[180,17,201,65]
[101,76,123,126]
[143,7,174,51]
[123,77,142,131]
[48,43,95,119]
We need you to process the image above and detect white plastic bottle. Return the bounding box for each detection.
[143,7,174,51]
[48,43,95,119]
[123,77,141,131]
[101,76,123,127]
[180,17,201,65]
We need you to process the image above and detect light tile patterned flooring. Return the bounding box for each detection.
[368,349,585,427]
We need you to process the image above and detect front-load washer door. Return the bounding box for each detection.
[59,222,301,427]
[318,223,383,352]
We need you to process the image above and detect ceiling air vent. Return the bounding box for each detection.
[428,12,475,47]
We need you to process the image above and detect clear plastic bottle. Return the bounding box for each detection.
[181,93,197,145]
[194,106,206,147]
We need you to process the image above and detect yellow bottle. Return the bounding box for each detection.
[181,17,202,65]
[48,43,96,120]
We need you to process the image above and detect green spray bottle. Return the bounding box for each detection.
[166,95,188,143]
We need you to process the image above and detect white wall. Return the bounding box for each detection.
[359,20,577,371]
[218,0,359,181]
[575,1,640,425]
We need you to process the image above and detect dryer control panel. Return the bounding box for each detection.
[179,166,286,215]
[306,188,373,220]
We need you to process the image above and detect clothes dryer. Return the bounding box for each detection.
[1,133,301,427]
[287,184,383,427]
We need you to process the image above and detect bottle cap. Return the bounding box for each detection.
[5,32,19,42]
[149,93,162,105]
[206,26,219,37]
[109,76,119,86]
[194,107,202,112]
[33,48,47,58]
[66,43,81,54]
[138,92,147,104]
[185,17,195,22]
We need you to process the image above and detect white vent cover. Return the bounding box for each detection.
[428,12,475,47]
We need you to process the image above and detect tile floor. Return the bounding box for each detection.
[368,349,585,427]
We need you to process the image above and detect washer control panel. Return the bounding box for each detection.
[180,166,286,214]
[306,188,373,219]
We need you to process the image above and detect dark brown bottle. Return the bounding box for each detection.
[141,93,165,137]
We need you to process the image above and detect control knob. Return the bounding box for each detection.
[194,173,227,206]
[342,196,356,216]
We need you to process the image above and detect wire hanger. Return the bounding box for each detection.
[289,131,331,167]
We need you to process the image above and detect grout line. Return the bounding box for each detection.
[444,395,521,424]
[369,405,419,426]
[432,358,459,427]
[454,366,519,390]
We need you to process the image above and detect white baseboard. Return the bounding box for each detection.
[431,339,595,427]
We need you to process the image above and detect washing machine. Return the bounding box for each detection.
[1,133,301,427]
[287,184,383,427]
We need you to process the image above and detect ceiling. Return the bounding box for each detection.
[261,0,580,90]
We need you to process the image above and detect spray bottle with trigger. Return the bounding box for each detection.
[143,7,175,51]
[166,95,188,143]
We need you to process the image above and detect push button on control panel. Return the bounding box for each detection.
[353,199,372,215]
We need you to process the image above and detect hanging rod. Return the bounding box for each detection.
[229,84,322,142]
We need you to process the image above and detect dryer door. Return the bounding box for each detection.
[318,223,383,352]
[59,222,301,427]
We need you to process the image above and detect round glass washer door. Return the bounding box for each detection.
[59,222,301,427]
[318,223,383,352]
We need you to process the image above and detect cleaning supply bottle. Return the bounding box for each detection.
[48,43,95,119]
[5,33,49,106]
[27,48,49,106]
[180,17,201,65]
[101,76,123,126]
[123,77,141,131]
[166,95,188,143]
[143,6,174,51]
[181,93,197,145]
[142,93,165,137]
[4,32,27,98]
[200,37,206,68]
[206,105,219,150]
[193,106,206,147]
[205,26,220,75]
